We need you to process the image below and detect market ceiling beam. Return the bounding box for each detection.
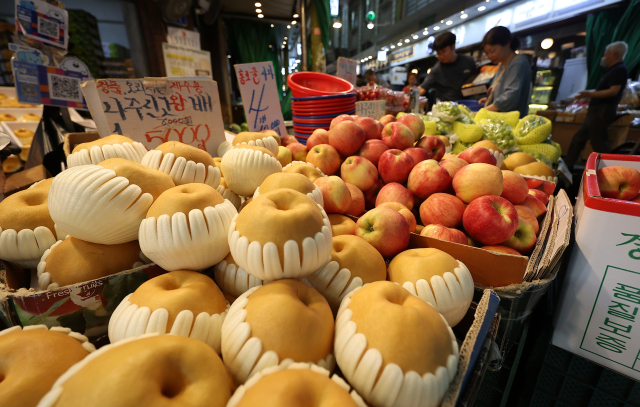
[220,12,295,24]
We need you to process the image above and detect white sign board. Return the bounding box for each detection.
[514,0,550,25]
[167,27,201,50]
[356,100,386,120]
[337,57,357,85]
[234,61,287,137]
[81,77,226,156]
[162,43,212,77]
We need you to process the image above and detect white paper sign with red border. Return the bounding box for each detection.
[233,61,286,138]
[81,77,226,156]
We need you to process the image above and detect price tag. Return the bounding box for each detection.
[81,77,226,155]
[167,27,201,50]
[15,0,68,51]
[337,57,357,85]
[234,62,286,137]
[356,100,386,120]
[162,43,212,77]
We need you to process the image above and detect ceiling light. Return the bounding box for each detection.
[258,14,264,18]
[367,22,374,29]
[293,14,299,18]
[287,25,291,28]
[548,52,557,59]
[282,45,285,48]
[292,20,297,24]
[284,37,287,40]
[446,20,452,25]
[270,24,274,27]
[256,8,262,13]
[411,69,418,74]
[255,2,261,6]
[498,0,505,2]
[478,6,486,11]
[434,26,440,30]
[390,45,395,49]
[397,42,402,46]
[461,10,465,13]
[441,20,444,23]
[368,56,372,59]
[405,39,410,43]
[269,45,272,48]
[427,68,432,74]
[413,35,419,39]
[541,38,554,49]
[423,31,428,35]
[227,55,231,58]
[333,21,342,28]
[461,14,468,19]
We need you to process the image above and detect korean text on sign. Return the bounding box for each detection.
[234,62,287,137]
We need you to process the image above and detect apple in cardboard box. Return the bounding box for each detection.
[375,182,415,210]
[378,149,415,184]
[528,189,549,205]
[403,147,431,165]
[463,195,519,245]
[502,216,537,255]
[419,224,468,245]
[416,135,446,162]
[458,147,497,166]
[341,156,378,191]
[329,121,366,156]
[356,206,410,258]
[407,160,452,200]
[379,202,417,233]
[501,170,529,205]
[515,205,540,236]
[453,163,503,204]
[420,193,466,228]
[314,176,352,214]
[306,129,330,150]
[345,183,365,217]
[521,194,547,218]
[358,139,389,167]
[596,165,640,200]
[306,144,341,176]
[381,122,414,150]
[356,117,382,140]
[481,245,521,255]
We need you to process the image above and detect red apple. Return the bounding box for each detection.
[440,157,469,178]
[403,147,431,165]
[356,117,382,140]
[463,195,519,245]
[345,183,365,217]
[281,135,299,147]
[376,121,385,136]
[515,205,539,236]
[416,135,446,162]
[502,216,537,255]
[420,193,466,228]
[381,122,415,150]
[481,245,521,255]
[397,114,425,142]
[287,142,308,162]
[356,206,410,258]
[453,163,503,204]
[528,189,549,205]
[501,170,529,205]
[597,165,640,200]
[341,156,378,191]
[306,144,341,175]
[419,224,468,245]
[379,202,417,233]
[364,178,384,209]
[306,129,330,150]
[376,182,415,211]
[379,114,396,126]
[329,121,366,156]
[314,176,352,214]
[330,114,355,130]
[378,149,415,184]
[521,194,547,218]
[358,139,389,167]
[458,147,497,166]
[407,160,452,200]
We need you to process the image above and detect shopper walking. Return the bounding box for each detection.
[565,42,628,170]
[418,32,477,101]
[478,26,531,118]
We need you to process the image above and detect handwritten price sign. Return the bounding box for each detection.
[356,100,386,120]
[81,77,225,155]
[234,61,286,137]
[337,57,357,85]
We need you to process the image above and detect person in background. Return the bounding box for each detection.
[403,72,418,94]
[565,42,628,170]
[418,32,477,101]
[355,74,367,87]
[478,26,531,118]
[365,69,389,87]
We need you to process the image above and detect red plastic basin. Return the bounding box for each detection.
[288,72,355,97]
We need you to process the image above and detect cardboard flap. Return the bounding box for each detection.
[63,132,100,157]
[409,234,528,286]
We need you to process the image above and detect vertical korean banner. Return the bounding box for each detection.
[234,62,287,137]
[81,77,226,155]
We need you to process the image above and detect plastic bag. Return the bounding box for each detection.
[620,79,640,108]
[423,114,453,135]
[475,108,520,128]
[432,101,462,123]
[478,119,516,151]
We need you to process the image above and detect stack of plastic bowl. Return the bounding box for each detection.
[288,72,356,144]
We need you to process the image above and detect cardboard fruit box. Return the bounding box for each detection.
[553,153,640,381]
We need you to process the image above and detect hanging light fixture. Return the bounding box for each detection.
[541,38,554,49]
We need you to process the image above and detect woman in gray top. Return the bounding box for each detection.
[479,26,531,118]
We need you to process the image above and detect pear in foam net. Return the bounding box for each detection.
[221,279,335,384]
[217,177,243,210]
[66,134,148,167]
[0,325,95,407]
[37,334,232,407]
[48,158,175,245]
[0,179,64,268]
[228,189,332,281]
[221,145,282,197]
[334,281,459,407]
[139,183,237,271]
[253,171,324,206]
[214,252,269,299]
[282,161,326,182]
[108,270,229,353]
[141,141,221,188]
[37,237,146,290]
[232,131,280,155]
[388,248,474,327]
